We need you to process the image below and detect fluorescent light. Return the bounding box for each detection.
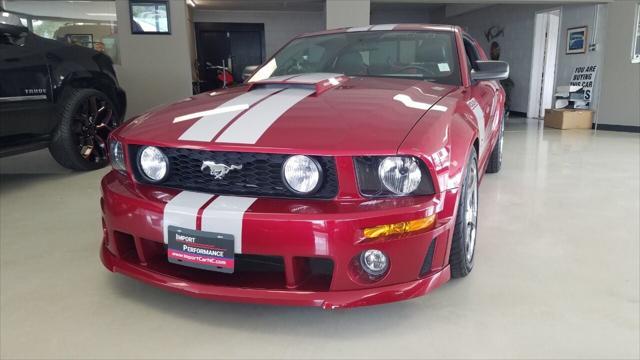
[186,0,196,7]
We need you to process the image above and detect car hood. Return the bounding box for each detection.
[118,74,456,155]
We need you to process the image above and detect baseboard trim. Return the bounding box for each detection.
[592,123,640,133]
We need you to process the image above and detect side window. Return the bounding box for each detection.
[463,38,480,71]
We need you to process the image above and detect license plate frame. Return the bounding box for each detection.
[167,225,235,273]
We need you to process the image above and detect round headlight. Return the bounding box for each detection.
[378,156,422,195]
[282,155,322,194]
[109,140,126,172]
[138,146,169,182]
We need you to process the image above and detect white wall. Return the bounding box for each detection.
[555,4,607,117]
[438,3,605,115]
[114,0,193,117]
[371,6,432,25]
[326,0,370,29]
[598,1,640,128]
[439,4,544,113]
[193,10,325,57]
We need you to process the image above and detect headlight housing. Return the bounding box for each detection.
[282,155,322,194]
[109,139,126,172]
[378,156,422,195]
[354,156,434,197]
[137,146,169,182]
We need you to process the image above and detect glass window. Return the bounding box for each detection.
[2,1,120,63]
[32,19,69,39]
[250,31,461,85]
[463,38,480,71]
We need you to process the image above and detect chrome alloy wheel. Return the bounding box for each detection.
[464,162,478,263]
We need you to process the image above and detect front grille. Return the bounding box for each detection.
[130,146,339,199]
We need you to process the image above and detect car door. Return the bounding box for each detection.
[0,32,54,139]
[462,36,499,166]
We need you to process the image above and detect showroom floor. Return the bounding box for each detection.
[0,117,638,359]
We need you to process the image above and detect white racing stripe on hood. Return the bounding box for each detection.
[215,87,315,144]
[285,73,344,83]
[200,196,257,254]
[163,191,214,244]
[178,87,280,142]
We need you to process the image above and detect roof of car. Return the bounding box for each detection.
[298,24,458,38]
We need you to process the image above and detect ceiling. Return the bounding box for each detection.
[191,0,325,11]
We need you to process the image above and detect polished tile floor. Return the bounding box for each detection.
[1,117,638,359]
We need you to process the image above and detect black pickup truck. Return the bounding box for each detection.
[0,10,126,170]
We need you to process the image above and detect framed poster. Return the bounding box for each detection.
[566,26,588,54]
[129,0,171,35]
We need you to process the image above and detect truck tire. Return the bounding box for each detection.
[449,147,478,278]
[49,88,119,171]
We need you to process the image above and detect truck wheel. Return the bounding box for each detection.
[449,147,478,278]
[49,89,120,171]
[485,112,505,174]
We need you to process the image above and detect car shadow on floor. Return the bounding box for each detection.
[0,149,71,175]
[0,173,83,193]
[106,273,462,338]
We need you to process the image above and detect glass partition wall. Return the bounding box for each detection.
[3,0,119,63]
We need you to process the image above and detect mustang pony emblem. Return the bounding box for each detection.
[201,161,243,179]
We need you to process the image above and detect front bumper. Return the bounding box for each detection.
[100,171,459,308]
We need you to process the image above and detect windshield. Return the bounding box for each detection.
[250,30,461,85]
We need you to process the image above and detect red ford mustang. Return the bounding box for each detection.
[100,24,508,309]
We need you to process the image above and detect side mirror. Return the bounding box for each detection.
[0,11,28,36]
[242,65,259,82]
[471,61,509,81]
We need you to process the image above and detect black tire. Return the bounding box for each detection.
[49,88,119,171]
[449,147,478,278]
[485,112,505,174]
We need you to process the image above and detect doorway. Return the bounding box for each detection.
[528,9,561,119]
[194,22,265,92]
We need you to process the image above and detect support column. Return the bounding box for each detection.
[326,0,370,29]
[114,0,193,117]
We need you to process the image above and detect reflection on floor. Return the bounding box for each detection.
[1,117,639,359]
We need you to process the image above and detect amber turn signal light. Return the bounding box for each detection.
[363,214,436,239]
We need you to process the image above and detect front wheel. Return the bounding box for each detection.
[449,147,479,278]
[49,89,120,171]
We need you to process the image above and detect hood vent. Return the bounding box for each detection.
[248,73,348,96]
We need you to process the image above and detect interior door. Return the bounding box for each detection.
[197,30,231,87]
[229,31,263,81]
[195,23,265,92]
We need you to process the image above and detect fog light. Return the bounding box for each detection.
[360,249,389,276]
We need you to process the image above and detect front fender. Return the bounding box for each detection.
[397,90,478,194]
